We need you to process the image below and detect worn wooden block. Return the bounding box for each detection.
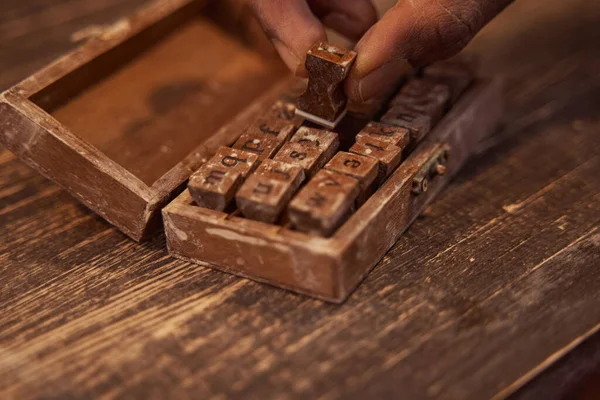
[356,122,411,149]
[380,105,433,144]
[232,131,282,162]
[288,169,360,237]
[236,160,305,223]
[188,147,259,211]
[267,100,305,129]
[423,62,473,103]
[295,42,357,129]
[246,100,303,142]
[349,139,403,185]
[325,151,378,192]
[273,126,340,176]
[274,142,329,178]
[290,126,339,150]
[325,151,379,205]
[389,79,451,124]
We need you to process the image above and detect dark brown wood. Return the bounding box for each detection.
[381,104,433,143]
[296,42,357,128]
[1,0,600,399]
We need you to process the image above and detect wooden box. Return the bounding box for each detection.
[0,0,503,302]
[0,0,288,241]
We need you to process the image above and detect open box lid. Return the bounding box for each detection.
[0,0,298,241]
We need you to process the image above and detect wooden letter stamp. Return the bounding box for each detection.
[288,169,360,237]
[295,42,357,129]
[245,101,303,143]
[349,139,403,186]
[232,132,282,162]
[389,79,451,124]
[274,127,340,177]
[324,151,378,204]
[381,105,433,144]
[188,147,259,211]
[356,122,411,149]
[236,160,305,223]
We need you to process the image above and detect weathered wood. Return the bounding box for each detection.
[1,0,600,399]
[296,42,357,128]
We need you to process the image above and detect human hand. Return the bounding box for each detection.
[248,0,513,102]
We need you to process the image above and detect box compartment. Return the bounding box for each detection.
[163,80,504,302]
[0,0,288,240]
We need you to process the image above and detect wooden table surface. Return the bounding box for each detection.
[1,0,599,399]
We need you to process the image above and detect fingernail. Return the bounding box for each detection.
[272,38,303,76]
[357,59,413,102]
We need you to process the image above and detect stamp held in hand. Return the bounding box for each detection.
[295,42,357,129]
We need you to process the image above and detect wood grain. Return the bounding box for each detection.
[1,0,599,399]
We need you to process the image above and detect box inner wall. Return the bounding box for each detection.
[33,16,285,186]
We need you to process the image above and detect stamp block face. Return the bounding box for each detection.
[246,101,303,142]
[290,126,339,151]
[232,132,282,161]
[324,151,378,193]
[349,140,403,185]
[288,169,360,237]
[273,126,340,177]
[188,147,259,211]
[424,62,474,103]
[236,160,305,223]
[356,122,411,149]
[390,79,451,124]
[295,42,357,128]
[381,106,432,143]
[274,142,329,178]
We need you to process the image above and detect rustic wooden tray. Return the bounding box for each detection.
[163,78,503,302]
[0,0,287,241]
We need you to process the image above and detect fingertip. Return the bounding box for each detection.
[346,57,413,103]
[345,63,364,103]
[315,0,378,41]
[249,0,327,75]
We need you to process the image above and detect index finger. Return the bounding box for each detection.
[249,0,327,76]
[346,0,513,102]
